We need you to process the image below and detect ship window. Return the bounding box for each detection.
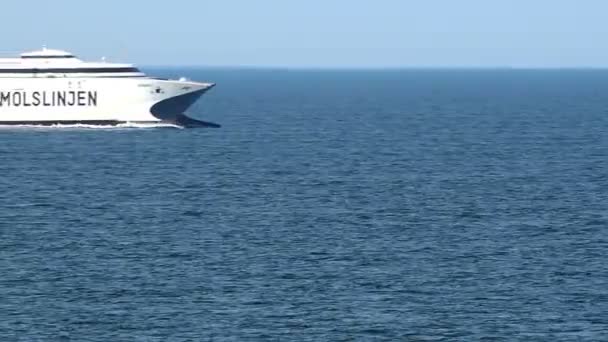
[21,55,76,59]
[0,67,141,74]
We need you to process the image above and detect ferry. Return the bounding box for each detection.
[0,47,217,127]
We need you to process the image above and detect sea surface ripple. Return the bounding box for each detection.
[1,69,607,341]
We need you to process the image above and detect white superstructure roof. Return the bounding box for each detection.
[21,48,75,58]
[0,47,145,78]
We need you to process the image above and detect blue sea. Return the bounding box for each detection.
[1,69,607,341]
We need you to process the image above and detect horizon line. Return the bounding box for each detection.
[139,64,608,71]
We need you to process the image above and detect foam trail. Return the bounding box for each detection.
[0,122,183,130]
[115,122,183,129]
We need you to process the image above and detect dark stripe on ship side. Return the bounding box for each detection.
[21,55,76,59]
[0,67,141,74]
[0,120,135,126]
[0,116,220,128]
[0,75,148,79]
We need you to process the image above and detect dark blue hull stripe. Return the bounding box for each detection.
[0,116,220,128]
[0,120,148,126]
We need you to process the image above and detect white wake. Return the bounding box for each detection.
[0,122,183,130]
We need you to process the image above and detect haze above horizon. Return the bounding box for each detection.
[3,0,608,68]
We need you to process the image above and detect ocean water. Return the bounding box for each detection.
[1,69,607,341]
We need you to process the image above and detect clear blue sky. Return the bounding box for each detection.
[3,0,608,67]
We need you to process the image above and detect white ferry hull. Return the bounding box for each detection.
[0,78,215,126]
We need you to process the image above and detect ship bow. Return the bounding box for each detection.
[149,82,215,124]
